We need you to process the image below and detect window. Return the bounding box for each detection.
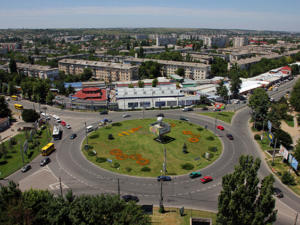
[155,101,166,107]
[140,102,151,107]
[128,102,138,108]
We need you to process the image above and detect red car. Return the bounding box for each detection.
[61,121,66,126]
[216,125,224,130]
[200,176,213,183]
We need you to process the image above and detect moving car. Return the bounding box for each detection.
[61,121,66,126]
[200,176,213,183]
[40,157,51,166]
[273,187,284,198]
[70,133,77,139]
[122,195,139,202]
[189,171,202,178]
[157,176,171,181]
[66,124,71,129]
[21,164,31,173]
[122,114,130,118]
[226,134,234,140]
[216,125,224,130]
[100,110,108,115]
[180,116,189,121]
[182,107,193,112]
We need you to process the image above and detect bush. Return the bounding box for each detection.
[21,109,40,122]
[197,127,203,131]
[206,136,215,141]
[181,163,194,170]
[108,134,114,140]
[208,146,217,152]
[125,167,132,172]
[89,134,99,139]
[254,134,261,140]
[112,122,122,126]
[112,162,120,168]
[10,137,17,145]
[96,157,107,163]
[285,114,294,121]
[141,166,151,172]
[281,171,296,185]
[88,150,97,157]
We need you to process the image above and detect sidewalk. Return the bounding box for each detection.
[0,114,23,144]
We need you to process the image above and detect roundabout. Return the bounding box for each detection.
[82,118,222,177]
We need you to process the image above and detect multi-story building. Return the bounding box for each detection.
[58,59,138,82]
[156,36,177,46]
[13,63,59,80]
[0,42,22,51]
[233,37,249,48]
[124,58,210,80]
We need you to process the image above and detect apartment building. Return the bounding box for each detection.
[124,58,210,80]
[233,37,249,48]
[58,59,138,82]
[14,63,59,80]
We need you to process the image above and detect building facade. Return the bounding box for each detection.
[58,59,138,82]
[14,63,59,80]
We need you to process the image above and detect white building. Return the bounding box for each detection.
[233,37,249,48]
[14,63,59,80]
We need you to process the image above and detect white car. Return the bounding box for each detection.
[122,114,130,118]
[66,124,71,129]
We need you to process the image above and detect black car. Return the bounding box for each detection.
[40,157,50,166]
[179,116,189,121]
[157,176,171,181]
[273,187,284,198]
[70,133,77,139]
[21,164,31,173]
[226,134,234,140]
[100,110,108,115]
[156,113,165,117]
[122,195,139,202]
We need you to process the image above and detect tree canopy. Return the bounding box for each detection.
[138,61,161,79]
[248,88,270,123]
[211,57,228,77]
[0,96,11,118]
[290,79,300,112]
[217,155,277,225]
[21,109,40,122]
[216,80,228,101]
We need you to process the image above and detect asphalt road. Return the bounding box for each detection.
[4,76,300,224]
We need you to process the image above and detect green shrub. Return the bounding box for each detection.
[254,134,261,140]
[181,163,194,170]
[125,167,132,172]
[108,134,114,140]
[285,114,294,121]
[141,167,151,172]
[197,127,203,131]
[112,122,122,126]
[208,146,217,152]
[96,157,107,163]
[112,162,120,168]
[89,134,99,139]
[88,150,97,157]
[206,136,214,141]
[281,171,296,185]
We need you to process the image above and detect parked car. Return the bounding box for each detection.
[226,134,234,140]
[40,157,50,166]
[66,124,71,129]
[156,113,165,117]
[61,121,66,126]
[70,133,77,139]
[122,195,139,202]
[217,125,224,130]
[200,176,213,183]
[56,118,61,123]
[100,110,108,115]
[182,107,193,112]
[157,176,171,181]
[21,164,31,173]
[180,116,189,121]
[189,171,202,179]
[122,114,130,118]
[273,187,284,198]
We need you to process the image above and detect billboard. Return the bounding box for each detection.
[291,158,298,171]
[279,145,289,160]
[149,122,170,136]
[267,132,274,143]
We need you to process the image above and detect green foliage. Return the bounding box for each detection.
[108,134,114,140]
[138,61,161,79]
[152,78,158,87]
[138,80,145,88]
[112,122,122,126]
[217,155,277,225]
[175,67,185,77]
[211,57,228,77]
[249,88,270,122]
[125,167,132,172]
[46,91,54,105]
[208,146,217,152]
[290,79,300,111]
[254,134,261,140]
[88,150,96,157]
[9,58,17,73]
[181,163,194,170]
[281,172,296,185]
[0,96,11,118]
[147,51,183,61]
[206,136,215,141]
[274,129,293,149]
[96,157,107,163]
[21,109,39,122]
[141,166,151,172]
[229,64,242,98]
[216,80,228,101]
[112,162,120,168]
[294,140,300,163]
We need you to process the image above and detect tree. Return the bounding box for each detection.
[8,82,16,95]
[0,96,11,118]
[152,78,158,87]
[211,57,228,77]
[46,91,55,105]
[248,88,270,123]
[291,64,299,76]
[138,80,145,88]
[229,66,242,98]
[9,58,17,73]
[66,86,75,96]
[290,79,300,111]
[175,67,185,77]
[294,139,300,163]
[128,83,134,88]
[217,155,277,225]
[274,129,293,149]
[22,109,39,122]
[138,61,161,79]
[216,80,228,102]
[81,68,93,81]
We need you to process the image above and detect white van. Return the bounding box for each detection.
[86,125,94,133]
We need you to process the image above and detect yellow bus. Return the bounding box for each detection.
[14,104,23,110]
[41,143,55,156]
[11,95,18,101]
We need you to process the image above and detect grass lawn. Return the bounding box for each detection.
[0,125,51,179]
[284,119,294,127]
[199,112,235,124]
[151,207,217,225]
[83,119,222,177]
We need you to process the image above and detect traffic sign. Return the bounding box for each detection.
[267,132,274,143]
[267,120,272,132]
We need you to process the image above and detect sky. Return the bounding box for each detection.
[1,0,300,32]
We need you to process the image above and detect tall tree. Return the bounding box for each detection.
[0,96,11,118]
[229,65,242,98]
[248,88,270,123]
[175,67,185,77]
[216,80,228,102]
[290,79,300,112]
[46,91,55,105]
[294,139,300,163]
[9,58,17,74]
[152,78,158,87]
[22,109,39,122]
[217,155,277,225]
[211,57,228,77]
[138,80,145,88]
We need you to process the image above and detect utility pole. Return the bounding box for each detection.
[294,212,298,225]
[159,179,164,211]
[117,178,120,198]
[164,145,167,175]
[84,122,88,146]
[19,142,25,166]
[272,138,277,164]
[59,177,63,197]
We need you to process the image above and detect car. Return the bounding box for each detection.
[70,133,77,139]
[180,116,189,121]
[200,176,213,183]
[122,195,139,202]
[217,125,224,130]
[189,171,202,178]
[122,114,130,118]
[100,110,108,115]
[66,124,71,129]
[226,134,234,140]
[157,176,171,181]
[61,121,66,126]
[40,157,50,166]
[182,107,193,112]
[273,187,284,198]
[56,119,61,123]
[156,113,165,117]
[21,164,31,173]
